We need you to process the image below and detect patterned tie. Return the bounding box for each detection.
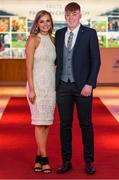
[67,31,74,50]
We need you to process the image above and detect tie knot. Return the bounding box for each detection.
[69,31,73,38]
[69,31,73,36]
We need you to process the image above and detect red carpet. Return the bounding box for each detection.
[0,97,119,179]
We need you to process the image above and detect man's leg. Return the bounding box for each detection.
[75,94,94,163]
[75,93,96,174]
[56,82,75,162]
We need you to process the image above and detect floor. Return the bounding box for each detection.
[0,86,119,122]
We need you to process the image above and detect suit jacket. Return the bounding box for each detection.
[55,24,101,90]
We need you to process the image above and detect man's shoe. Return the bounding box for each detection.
[57,161,72,174]
[85,162,96,174]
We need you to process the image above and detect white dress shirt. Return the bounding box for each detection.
[65,23,80,49]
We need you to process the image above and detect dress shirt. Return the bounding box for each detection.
[65,23,80,49]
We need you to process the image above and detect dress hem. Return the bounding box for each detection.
[31,121,53,125]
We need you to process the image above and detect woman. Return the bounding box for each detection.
[26,10,56,173]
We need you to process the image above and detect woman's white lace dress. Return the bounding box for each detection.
[27,33,56,125]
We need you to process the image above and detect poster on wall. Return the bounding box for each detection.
[0,0,119,58]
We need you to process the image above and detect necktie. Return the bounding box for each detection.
[67,31,73,50]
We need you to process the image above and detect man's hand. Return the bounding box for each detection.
[80,85,92,96]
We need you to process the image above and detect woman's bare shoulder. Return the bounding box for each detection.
[28,34,40,42]
[26,34,40,48]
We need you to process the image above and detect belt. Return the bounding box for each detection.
[61,79,75,84]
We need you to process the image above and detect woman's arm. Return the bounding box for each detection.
[25,36,40,103]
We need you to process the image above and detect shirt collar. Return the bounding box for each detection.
[67,23,80,35]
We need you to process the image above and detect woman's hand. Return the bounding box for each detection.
[28,89,36,104]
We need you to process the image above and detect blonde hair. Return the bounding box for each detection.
[30,10,53,35]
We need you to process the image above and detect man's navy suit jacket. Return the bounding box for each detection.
[55,24,101,90]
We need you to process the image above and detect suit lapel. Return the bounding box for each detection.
[73,24,84,50]
[60,28,67,60]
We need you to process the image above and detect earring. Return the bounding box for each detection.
[34,25,38,33]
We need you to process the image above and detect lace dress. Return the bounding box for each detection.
[27,33,56,125]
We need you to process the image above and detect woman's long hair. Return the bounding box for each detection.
[30,10,53,35]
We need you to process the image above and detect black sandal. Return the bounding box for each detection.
[41,157,52,174]
[34,155,42,172]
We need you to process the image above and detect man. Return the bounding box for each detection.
[55,2,101,174]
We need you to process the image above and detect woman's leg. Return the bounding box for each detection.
[35,125,51,171]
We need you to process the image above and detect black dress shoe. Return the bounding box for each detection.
[57,161,72,174]
[85,162,96,174]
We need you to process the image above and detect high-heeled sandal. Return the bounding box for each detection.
[41,157,52,174]
[34,155,42,172]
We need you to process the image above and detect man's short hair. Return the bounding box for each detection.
[65,2,81,12]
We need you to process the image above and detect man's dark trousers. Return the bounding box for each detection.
[56,80,94,163]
